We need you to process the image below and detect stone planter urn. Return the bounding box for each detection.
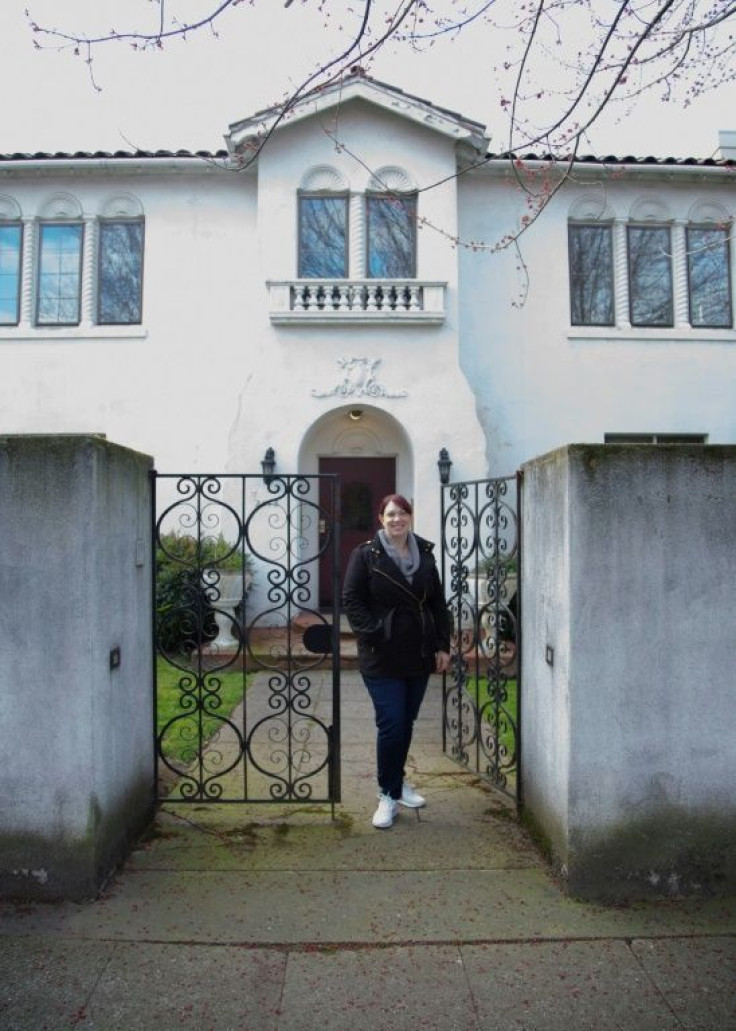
[207,570,252,652]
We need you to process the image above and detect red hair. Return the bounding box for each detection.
[378,493,413,517]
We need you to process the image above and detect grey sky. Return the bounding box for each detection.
[1,1,734,158]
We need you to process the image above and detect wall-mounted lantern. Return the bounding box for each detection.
[261,446,276,483]
[437,447,453,485]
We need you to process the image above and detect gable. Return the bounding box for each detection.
[225,69,488,159]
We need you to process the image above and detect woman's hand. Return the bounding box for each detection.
[435,650,451,674]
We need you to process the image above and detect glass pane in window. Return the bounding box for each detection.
[366,194,416,278]
[98,221,144,324]
[568,224,614,325]
[687,227,732,328]
[299,196,347,278]
[627,226,673,327]
[0,224,22,325]
[37,223,82,325]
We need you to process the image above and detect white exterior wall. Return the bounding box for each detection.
[226,101,487,532]
[458,170,736,475]
[0,167,259,473]
[0,89,734,522]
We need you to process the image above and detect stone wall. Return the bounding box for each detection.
[0,435,153,899]
[521,444,736,901]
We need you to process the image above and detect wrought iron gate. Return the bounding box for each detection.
[152,472,340,805]
[440,476,521,803]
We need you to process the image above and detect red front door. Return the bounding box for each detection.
[319,456,396,606]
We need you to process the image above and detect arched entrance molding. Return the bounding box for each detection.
[299,405,414,605]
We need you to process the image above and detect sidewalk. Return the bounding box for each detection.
[1,672,735,1030]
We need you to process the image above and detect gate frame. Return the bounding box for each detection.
[151,470,341,810]
[440,472,523,806]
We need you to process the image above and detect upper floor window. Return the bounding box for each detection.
[366,193,416,278]
[98,219,144,324]
[569,207,733,331]
[36,222,84,326]
[0,223,22,326]
[568,224,614,326]
[686,226,732,328]
[298,194,348,278]
[0,192,146,333]
[627,225,674,327]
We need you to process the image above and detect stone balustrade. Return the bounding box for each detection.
[268,279,446,324]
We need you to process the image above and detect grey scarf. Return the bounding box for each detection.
[379,529,421,583]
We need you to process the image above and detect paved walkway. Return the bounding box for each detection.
[1,673,735,1030]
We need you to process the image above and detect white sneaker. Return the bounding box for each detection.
[398,782,426,808]
[372,793,398,829]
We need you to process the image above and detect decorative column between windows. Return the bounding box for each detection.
[613,221,630,329]
[672,221,689,328]
[19,219,35,328]
[81,217,97,327]
[350,192,365,278]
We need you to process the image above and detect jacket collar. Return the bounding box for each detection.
[368,531,435,556]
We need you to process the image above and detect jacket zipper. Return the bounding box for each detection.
[372,566,430,649]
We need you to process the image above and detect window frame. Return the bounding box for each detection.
[626,223,675,328]
[297,191,350,279]
[96,217,145,326]
[567,222,615,327]
[365,191,417,280]
[604,433,708,444]
[35,220,85,328]
[686,224,733,330]
[0,221,23,327]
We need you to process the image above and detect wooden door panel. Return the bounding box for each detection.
[319,457,395,606]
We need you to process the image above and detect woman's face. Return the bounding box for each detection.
[380,501,411,541]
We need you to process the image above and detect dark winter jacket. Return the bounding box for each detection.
[342,532,451,678]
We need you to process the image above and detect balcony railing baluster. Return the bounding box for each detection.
[271,279,446,323]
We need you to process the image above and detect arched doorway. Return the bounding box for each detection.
[318,455,395,605]
[299,405,413,607]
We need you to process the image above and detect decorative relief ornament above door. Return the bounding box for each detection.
[311,357,408,399]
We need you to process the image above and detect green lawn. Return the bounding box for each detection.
[464,675,518,759]
[156,657,249,764]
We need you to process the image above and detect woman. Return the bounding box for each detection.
[342,494,451,829]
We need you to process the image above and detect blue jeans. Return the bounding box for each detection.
[363,674,429,800]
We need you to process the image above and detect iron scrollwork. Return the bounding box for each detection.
[441,476,520,801]
[153,472,340,804]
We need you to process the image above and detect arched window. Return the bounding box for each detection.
[298,167,349,278]
[0,196,22,326]
[366,167,416,279]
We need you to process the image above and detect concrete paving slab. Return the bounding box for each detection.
[128,774,537,874]
[0,937,116,1031]
[461,939,682,1030]
[85,942,286,1031]
[2,867,735,947]
[3,671,735,1030]
[630,936,736,1030]
[125,814,538,873]
[279,945,479,1031]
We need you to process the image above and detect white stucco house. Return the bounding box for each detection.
[1,68,734,574]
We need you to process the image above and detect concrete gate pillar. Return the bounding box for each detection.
[521,444,736,901]
[0,435,154,900]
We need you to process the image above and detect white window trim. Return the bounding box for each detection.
[1,325,148,341]
[2,196,146,337]
[569,216,735,342]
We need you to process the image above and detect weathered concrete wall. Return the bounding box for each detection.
[521,444,736,901]
[0,435,154,899]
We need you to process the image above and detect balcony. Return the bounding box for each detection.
[268,279,446,324]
